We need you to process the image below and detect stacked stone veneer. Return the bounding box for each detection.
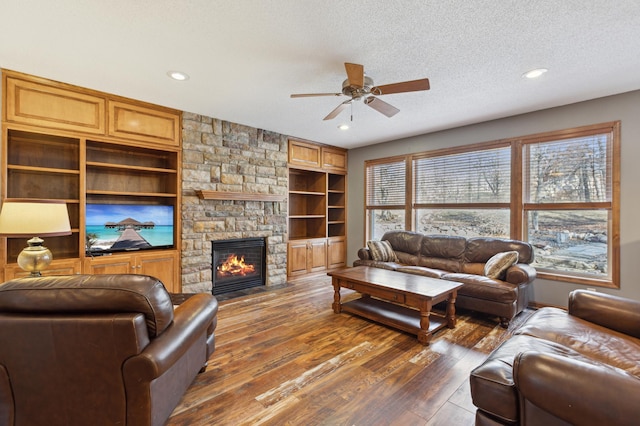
[181,112,288,293]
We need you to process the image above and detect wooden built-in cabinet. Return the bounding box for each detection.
[1,70,182,291]
[4,258,83,280]
[287,139,347,278]
[84,250,178,290]
[287,238,328,276]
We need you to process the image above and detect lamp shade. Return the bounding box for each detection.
[0,200,72,237]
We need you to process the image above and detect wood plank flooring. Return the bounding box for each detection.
[167,275,532,426]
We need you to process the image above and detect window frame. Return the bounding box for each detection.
[516,122,620,288]
[363,121,621,288]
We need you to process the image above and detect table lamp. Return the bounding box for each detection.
[0,199,72,277]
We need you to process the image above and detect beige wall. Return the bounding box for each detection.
[347,90,640,307]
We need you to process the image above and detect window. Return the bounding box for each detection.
[365,158,407,240]
[413,144,511,238]
[521,123,619,286]
[364,122,620,288]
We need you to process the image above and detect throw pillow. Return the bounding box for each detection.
[484,251,519,280]
[367,240,399,262]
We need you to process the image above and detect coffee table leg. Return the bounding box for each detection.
[332,278,342,313]
[418,309,432,345]
[446,291,457,328]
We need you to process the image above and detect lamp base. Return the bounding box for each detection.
[17,237,53,278]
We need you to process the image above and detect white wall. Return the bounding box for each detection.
[347,90,640,307]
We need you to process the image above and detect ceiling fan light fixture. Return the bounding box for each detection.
[522,68,548,79]
[291,62,430,121]
[338,124,350,130]
[167,70,190,81]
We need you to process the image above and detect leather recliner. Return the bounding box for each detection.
[0,274,218,426]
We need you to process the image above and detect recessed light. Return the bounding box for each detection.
[522,68,548,79]
[167,71,190,81]
[338,124,350,130]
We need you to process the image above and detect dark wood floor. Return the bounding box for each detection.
[167,275,532,426]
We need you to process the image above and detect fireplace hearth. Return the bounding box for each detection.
[212,237,266,295]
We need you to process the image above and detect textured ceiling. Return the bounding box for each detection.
[1,1,639,149]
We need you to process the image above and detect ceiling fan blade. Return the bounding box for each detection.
[344,63,364,88]
[290,93,343,98]
[371,78,430,95]
[323,100,352,121]
[364,96,400,118]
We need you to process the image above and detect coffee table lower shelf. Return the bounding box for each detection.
[342,296,448,340]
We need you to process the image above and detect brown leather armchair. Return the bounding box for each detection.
[0,274,218,426]
[470,289,640,425]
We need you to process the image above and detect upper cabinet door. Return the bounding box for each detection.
[288,139,321,168]
[322,147,347,172]
[108,101,181,147]
[4,73,106,134]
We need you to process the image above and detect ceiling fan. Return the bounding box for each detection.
[290,62,430,121]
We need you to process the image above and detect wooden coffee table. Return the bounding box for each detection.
[328,266,463,345]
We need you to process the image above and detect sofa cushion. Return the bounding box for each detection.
[515,307,640,377]
[367,240,399,262]
[466,237,534,264]
[381,230,424,256]
[395,265,448,278]
[417,234,466,272]
[484,251,519,279]
[352,259,401,271]
[442,273,518,304]
[419,234,467,259]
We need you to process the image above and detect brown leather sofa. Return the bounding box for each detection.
[0,274,218,426]
[354,231,536,326]
[470,289,640,425]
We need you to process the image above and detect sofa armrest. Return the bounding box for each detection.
[123,294,218,380]
[357,247,372,260]
[514,351,640,425]
[569,289,640,338]
[504,263,536,284]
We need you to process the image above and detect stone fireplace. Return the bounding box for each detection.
[180,112,288,294]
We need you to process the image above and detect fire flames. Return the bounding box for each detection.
[217,254,256,277]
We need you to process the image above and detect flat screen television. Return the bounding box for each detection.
[86,204,174,254]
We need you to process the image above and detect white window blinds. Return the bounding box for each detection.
[413,146,511,204]
[366,160,406,206]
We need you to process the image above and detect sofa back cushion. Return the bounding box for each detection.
[417,234,466,272]
[381,230,423,265]
[465,237,534,264]
[0,274,174,337]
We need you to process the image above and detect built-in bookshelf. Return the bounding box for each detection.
[287,139,347,278]
[1,69,182,290]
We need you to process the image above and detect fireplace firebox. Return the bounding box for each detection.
[212,237,266,295]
